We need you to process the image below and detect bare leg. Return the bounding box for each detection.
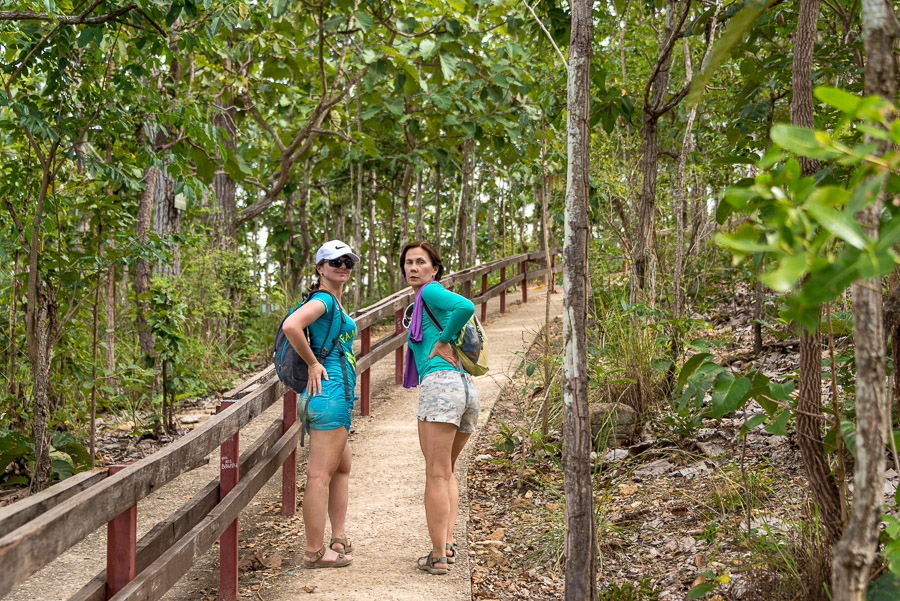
[303,427,349,563]
[328,438,352,554]
[417,420,460,570]
[446,431,471,555]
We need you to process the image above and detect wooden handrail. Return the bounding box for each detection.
[0,373,284,598]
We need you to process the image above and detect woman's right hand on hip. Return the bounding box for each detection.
[306,362,329,397]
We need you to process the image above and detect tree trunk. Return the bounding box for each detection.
[152,167,180,279]
[90,274,100,467]
[832,0,896,597]
[458,139,470,275]
[212,89,237,244]
[354,162,363,308]
[790,0,844,544]
[470,162,484,266]
[368,172,377,298]
[400,162,413,244]
[563,0,597,597]
[520,189,527,253]
[8,249,20,413]
[414,169,425,241]
[632,0,685,302]
[386,194,397,292]
[434,163,442,256]
[105,237,117,393]
[354,93,364,309]
[134,166,157,361]
[298,159,312,291]
[501,181,508,257]
[30,287,54,492]
[673,42,696,324]
[797,321,844,542]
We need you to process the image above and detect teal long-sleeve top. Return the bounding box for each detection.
[408,282,475,381]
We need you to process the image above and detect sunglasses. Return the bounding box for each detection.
[402,303,415,329]
[327,257,354,269]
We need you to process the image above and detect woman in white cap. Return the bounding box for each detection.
[282,240,360,568]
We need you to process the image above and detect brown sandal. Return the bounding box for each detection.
[330,536,354,554]
[303,546,352,569]
[416,551,448,575]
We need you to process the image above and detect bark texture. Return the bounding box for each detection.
[832,0,897,598]
[152,167,180,278]
[790,0,843,544]
[563,0,597,597]
[134,166,157,360]
[211,89,237,244]
[414,170,425,241]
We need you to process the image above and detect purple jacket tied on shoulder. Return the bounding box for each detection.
[402,281,436,388]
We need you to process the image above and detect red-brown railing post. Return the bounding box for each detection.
[360,327,371,416]
[282,390,297,516]
[219,400,239,601]
[550,254,557,293]
[394,308,404,385]
[500,267,506,314]
[480,274,488,321]
[521,260,528,303]
[105,465,136,600]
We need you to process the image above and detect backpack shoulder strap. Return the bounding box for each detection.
[307,290,341,360]
[421,299,444,332]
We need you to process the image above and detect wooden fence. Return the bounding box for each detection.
[0,250,560,601]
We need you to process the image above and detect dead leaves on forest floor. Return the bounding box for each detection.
[466,283,860,600]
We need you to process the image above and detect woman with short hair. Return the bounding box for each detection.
[282,240,359,568]
[400,241,480,575]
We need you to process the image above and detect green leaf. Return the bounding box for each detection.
[686,581,716,599]
[77,26,102,48]
[51,457,74,480]
[165,1,183,26]
[709,373,752,419]
[868,571,900,599]
[760,252,808,293]
[814,86,861,114]
[384,97,404,115]
[765,410,791,436]
[716,223,774,254]
[419,39,436,59]
[354,10,373,31]
[431,91,453,110]
[677,353,713,390]
[841,419,857,456]
[439,52,459,80]
[804,203,868,250]
[771,124,840,159]
[740,413,768,436]
[271,0,289,18]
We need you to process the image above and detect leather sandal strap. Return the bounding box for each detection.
[307,546,326,562]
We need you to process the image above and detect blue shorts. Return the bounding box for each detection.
[302,379,353,431]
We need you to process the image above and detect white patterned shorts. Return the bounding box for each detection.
[417,369,480,433]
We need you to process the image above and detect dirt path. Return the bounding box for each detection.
[7,285,562,601]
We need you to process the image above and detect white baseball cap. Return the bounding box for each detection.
[315,240,360,264]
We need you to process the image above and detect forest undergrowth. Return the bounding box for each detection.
[467,276,899,601]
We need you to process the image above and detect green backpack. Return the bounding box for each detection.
[422,301,489,376]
